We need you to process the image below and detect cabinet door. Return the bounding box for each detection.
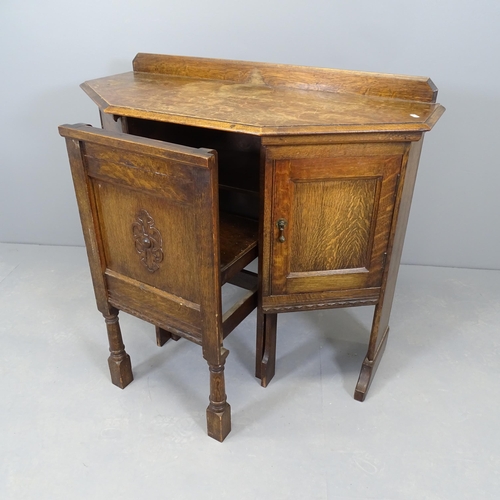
[269,151,402,296]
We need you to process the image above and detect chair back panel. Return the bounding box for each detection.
[59,124,221,340]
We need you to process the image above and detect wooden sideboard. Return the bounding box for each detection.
[81,53,444,401]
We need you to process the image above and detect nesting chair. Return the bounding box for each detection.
[59,124,258,441]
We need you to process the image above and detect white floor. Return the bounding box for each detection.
[1,242,499,499]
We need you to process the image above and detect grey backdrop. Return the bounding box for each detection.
[1,1,499,269]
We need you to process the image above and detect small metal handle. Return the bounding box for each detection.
[277,218,287,243]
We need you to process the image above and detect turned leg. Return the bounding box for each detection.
[155,326,181,347]
[104,308,133,389]
[255,310,277,387]
[206,361,231,442]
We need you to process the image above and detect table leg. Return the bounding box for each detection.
[256,310,277,387]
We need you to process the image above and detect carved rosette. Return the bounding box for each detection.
[132,209,163,272]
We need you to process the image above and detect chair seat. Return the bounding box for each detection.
[219,212,258,284]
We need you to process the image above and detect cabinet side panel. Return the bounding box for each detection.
[368,137,424,357]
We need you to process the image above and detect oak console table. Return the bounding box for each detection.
[81,53,444,401]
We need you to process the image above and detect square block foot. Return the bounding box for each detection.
[206,404,231,442]
[108,354,133,389]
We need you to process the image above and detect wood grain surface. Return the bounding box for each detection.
[82,54,444,136]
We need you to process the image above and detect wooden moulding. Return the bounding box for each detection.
[261,286,380,313]
[261,132,423,146]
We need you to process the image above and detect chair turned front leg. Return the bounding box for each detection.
[104,309,133,389]
[206,362,231,442]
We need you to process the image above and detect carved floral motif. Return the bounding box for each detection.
[132,209,163,272]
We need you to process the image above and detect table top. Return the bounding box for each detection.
[82,53,445,136]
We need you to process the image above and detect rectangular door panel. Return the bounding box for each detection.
[290,177,379,272]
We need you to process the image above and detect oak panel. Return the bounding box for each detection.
[133,53,439,103]
[85,142,195,204]
[94,180,201,304]
[105,270,202,340]
[290,177,378,272]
